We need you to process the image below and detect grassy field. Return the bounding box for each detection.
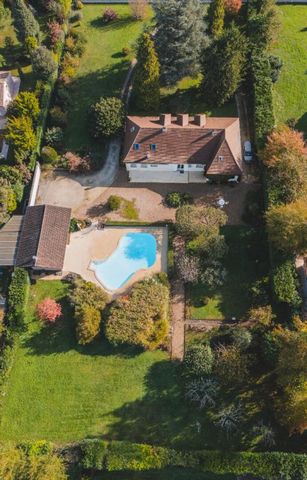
[0,280,227,449]
[272,6,307,136]
[64,5,149,150]
[187,227,268,321]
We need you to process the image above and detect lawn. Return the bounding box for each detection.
[0,280,229,449]
[187,226,268,321]
[64,5,150,150]
[272,6,307,136]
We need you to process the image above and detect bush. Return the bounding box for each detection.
[4,115,36,164]
[105,279,169,350]
[231,327,252,351]
[214,345,248,385]
[177,254,200,284]
[49,106,68,128]
[70,11,83,22]
[182,344,214,379]
[165,192,193,208]
[45,127,64,148]
[41,146,58,164]
[70,277,108,312]
[89,97,125,139]
[76,305,101,345]
[122,46,130,57]
[7,268,29,330]
[31,46,57,81]
[37,298,62,323]
[102,8,118,22]
[48,21,64,49]
[108,195,122,211]
[273,261,301,307]
[11,0,40,43]
[81,439,108,470]
[7,91,40,122]
[64,151,91,172]
[0,165,25,202]
[59,52,80,84]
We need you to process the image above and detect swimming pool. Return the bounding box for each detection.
[90,232,157,291]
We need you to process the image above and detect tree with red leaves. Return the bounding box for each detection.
[224,0,242,15]
[37,298,62,323]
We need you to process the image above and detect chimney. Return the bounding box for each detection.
[160,114,171,127]
[195,114,206,127]
[177,114,189,127]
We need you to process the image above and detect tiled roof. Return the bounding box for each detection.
[123,115,242,176]
[15,205,71,271]
[0,216,23,266]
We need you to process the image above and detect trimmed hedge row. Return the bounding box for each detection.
[250,50,275,147]
[80,439,307,479]
[7,268,30,330]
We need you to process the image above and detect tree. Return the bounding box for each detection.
[11,0,40,43]
[266,200,307,256]
[262,125,305,167]
[247,0,280,50]
[214,345,248,385]
[224,0,242,16]
[0,179,17,225]
[231,327,252,351]
[134,32,160,112]
[89,97,125,139]
[7,91,40,122]
[208,0,225,38]
[247,305,275,330]
[153,0,206,85]
[105,279,169,350]
[183,344,214,378]
[0,165,25,202]
[4,116,36,164]
[37,298,62,323]
[129,0,149,20]
[186,378,219,408]
[0,5,10,29]
[176,204,227,239]
[201,24,247,106]
[69,277,108,312]
[31,46,57,80]
[273,261,301,307]
[177,254,200,284]
[76,305,101,345]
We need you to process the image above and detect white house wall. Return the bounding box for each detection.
[126,163,206,183]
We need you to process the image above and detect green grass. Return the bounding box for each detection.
[122,199,139,220]
[187,226,268,321]
[0,280,227,449]
[272,6,307,136]
[64,5,150,150]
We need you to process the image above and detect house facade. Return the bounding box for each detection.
[123,114,242,183]
[0,71,21,159]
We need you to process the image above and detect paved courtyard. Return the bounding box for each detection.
[37,168,260,225]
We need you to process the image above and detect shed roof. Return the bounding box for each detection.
[0,216,23,266]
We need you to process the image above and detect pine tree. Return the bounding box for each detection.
[11,0,40,43]
[209,0,225,38]
[153,0,205,86]
[134,32,160,112]
[201,24,247,106]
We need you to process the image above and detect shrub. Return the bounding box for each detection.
[165,192,193,208]
[70,277,108,312]
[48,21,64,48]
[0,165,25,202]
[7,91,40,122]
[108,195,122,211]
[64,151,91,172]
[70,11,83,22]
[59,52,79,84]
[11,0,40,43]
[25,35,38,54]
[89,97,124,139]
[102,8,118,22]
[186,378,219,408]
[45,127,64,148]
[81,439,108,470]
[4,116,36,164]
[41,146,59,164]
[7,268,29,330]
[176,204,227,240]
[269,55,283,83]
[214,345,248,385]
[177,254,200,284]
[76,305,101,345]
[129,0,149,20]
[200,261,227,288]
[231,327,252,351]
[105,279,169,350]
[0,179,16,224]
[31,46,57,80]
[183,344,214,379]
[49,106,68,128]
[122,47,130,57]
[37,298,62,323]
[273,261,301,307]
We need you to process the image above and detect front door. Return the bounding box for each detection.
[177,164,184,174]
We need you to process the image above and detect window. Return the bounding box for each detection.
[150,144,157,151]
[218,155,224,161]
[133,143,140,151]
[130,164,137,168]
[141,165,148,168]
[196,164,203,168]
[150,164,158,168]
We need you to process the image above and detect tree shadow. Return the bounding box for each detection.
[90,15,136,32]
[87,469,235,480]
[295,112,307,138]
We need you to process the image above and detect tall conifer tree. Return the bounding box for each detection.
[153,0,205,86]
[208,0,225,38]
[134,32,160,112]
[12,0,40,43]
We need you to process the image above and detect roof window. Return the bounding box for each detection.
[150,144,157,151]
[133,143,140,151]
[218,155,224,161]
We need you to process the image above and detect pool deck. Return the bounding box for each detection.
[57,225,168,297]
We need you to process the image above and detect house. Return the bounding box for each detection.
[123,114,242,183]
[0,205,71,273]
[0,71,21,159]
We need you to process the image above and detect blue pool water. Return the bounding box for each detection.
[90,232,157,291]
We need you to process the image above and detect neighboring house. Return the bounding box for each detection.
[0,205,71,273]
[0,71,21,160]
[123,114,242,183]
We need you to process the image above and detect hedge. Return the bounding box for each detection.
[250,50,275,147]
[7,268,30,330]
[80,440,307,479]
